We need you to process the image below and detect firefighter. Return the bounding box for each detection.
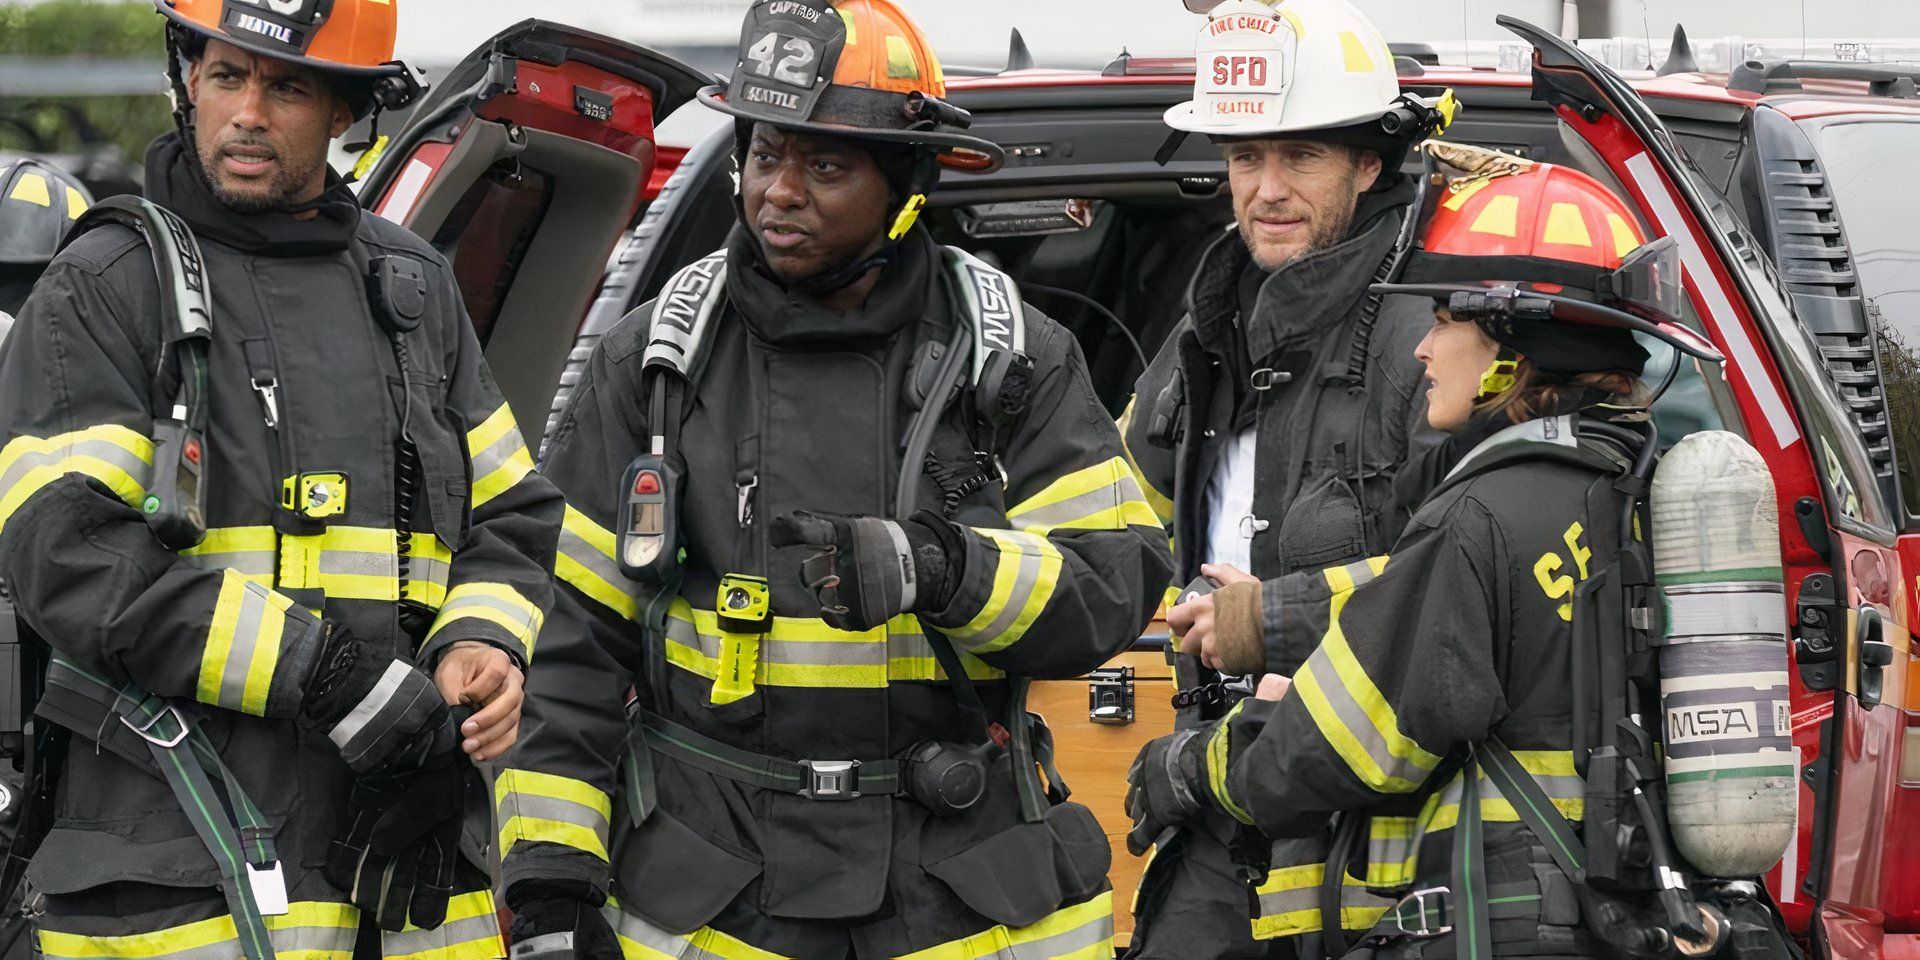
[496,1,1171,957]
[1119,1,1456,956]
[0,157,93,339]
[1135,158,1726,958]
[0,0,561,955]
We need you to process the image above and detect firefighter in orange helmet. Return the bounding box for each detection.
[1153,149,1732,959]
[0,0,561,956]
[497,1,1169,958]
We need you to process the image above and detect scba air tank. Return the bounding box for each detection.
[1650,430,1796,878]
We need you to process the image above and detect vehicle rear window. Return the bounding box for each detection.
[1809,119,1920,515]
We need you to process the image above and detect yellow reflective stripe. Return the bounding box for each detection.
[0,425,153,532]
[468,403,535,510]
[1116,399,1174,525]
[946,529,1062,656]
[429,581,543,656]
[495,768,613,861]
[381,891,502,960]
[1291,566,1441,792]
[1209,699,1254,825]
[1250,863,1390,940]
[404,533,452,608]
[1365,815,1420,888]
[36,900,358,960]
[1006,456,1159,535]
[197,570,300,716]
[661,601,1004,689]
[894,891,1114,960]
[602,899,789,960]
[181,526,453,607]
[556,505,643,620]
[1420,751,1585,832]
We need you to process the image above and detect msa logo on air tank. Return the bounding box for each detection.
[1532,520,1593,622]
[1666,701,1788,743]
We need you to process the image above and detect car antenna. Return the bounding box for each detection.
[1657,24,1700,76]
[1006,28,1034,72]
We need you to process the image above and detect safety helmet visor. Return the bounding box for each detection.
[1605,235,1684,324]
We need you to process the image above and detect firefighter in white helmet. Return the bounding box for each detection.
[1120,1,1455,957]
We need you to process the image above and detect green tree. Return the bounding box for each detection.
[0,1,173,164]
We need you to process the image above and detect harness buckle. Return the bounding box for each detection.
[1391,886,1454,938]
[118,702,190,749]
[798,759,860,800]
[1250,368,1292,391]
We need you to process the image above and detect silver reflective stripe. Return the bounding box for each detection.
[955,546,1045,652]
[470,427,526,482]
[884,519,917,613]
[0,436,151,499]
[327,660,414,751]
[1256,884,1320,921]
[558,525,643,607]
[36,912,357,960]
[381,908,499,958]
[1664,584,1786,639]
[502,793,610,852]
[604,904,740,960]
[215,582,275,711]
[319,547,396,579]
[1299,646,1432,788]
[1006,473,1145,531]
[1006,909,1114,960]
[440,591,536,632]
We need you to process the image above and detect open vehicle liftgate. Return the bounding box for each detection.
[1500,18,1920,959]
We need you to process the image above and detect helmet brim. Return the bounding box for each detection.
[159,7,408,80]
[699,86,1005,173]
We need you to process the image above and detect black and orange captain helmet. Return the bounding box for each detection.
[698,0,1005,172]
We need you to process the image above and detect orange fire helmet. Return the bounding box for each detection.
[698,0,1004,172]
[1374,142,1722,376]
[155,0,422,115]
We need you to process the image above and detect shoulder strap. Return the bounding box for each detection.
[60,197,212,409]
[940,245,1026,382]
[60,197,213,550]
[643,249,729,379]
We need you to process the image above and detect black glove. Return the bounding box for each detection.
[304,623,449,772]
[770,509,962,631]
[1125,728,1209,857]
[506,880,623,960]
[325,708,471,932]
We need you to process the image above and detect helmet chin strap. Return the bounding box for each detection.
[164,24,208,181]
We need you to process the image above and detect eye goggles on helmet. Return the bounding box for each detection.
[1372,277,1724,365]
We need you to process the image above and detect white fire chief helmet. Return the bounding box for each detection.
[1166,0,1456,157]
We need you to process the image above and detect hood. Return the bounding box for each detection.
[723,224,943,348]
[1189,172,1417,365]
[145,132,361,257]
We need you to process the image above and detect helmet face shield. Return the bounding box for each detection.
[1606,235,1684,323]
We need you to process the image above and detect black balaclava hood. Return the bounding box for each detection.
[146,131,360,257]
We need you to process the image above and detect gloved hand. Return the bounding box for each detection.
[325,707,471,931]
[1125,728,1208,857]
[506,880,623,960]
[304,623,449,772]
[770,509,962,631]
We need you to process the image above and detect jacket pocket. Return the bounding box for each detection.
[611,804,761,935]
[1275,474,1367,572]
[923,801,1111,928]
[391,375,470,552]
[26,827,223,896]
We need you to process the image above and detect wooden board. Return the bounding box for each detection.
[1030,640,1179,944]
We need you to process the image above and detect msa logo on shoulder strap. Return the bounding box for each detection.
[640,245,1028,387]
